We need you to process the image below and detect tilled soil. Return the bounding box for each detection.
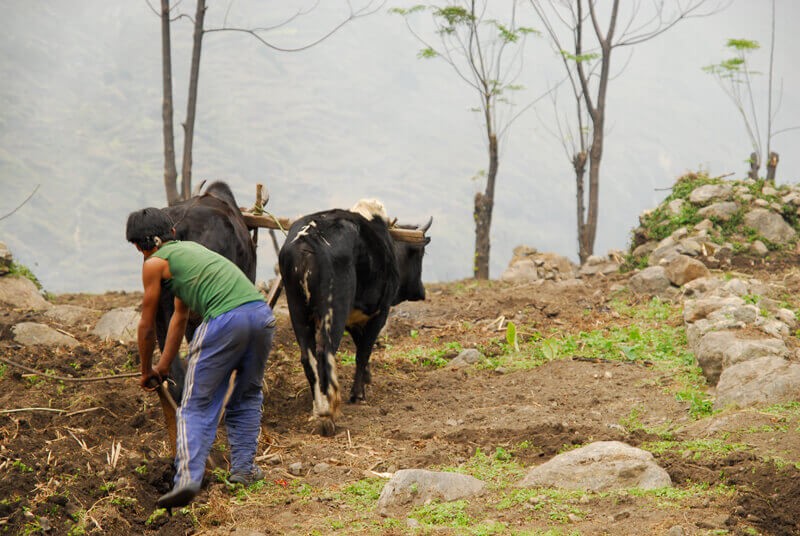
[1,270,799,535]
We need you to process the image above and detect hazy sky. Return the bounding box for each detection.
[1,0,798,293]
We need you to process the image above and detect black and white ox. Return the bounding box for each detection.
[278,200,431,436]
[157,181,257,402]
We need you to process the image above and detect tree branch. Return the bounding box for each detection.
[0,184,40,222]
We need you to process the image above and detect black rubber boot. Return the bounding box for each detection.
[157,481,201,509]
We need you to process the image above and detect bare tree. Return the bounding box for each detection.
[392,2,537,279]
[151,1,386,205]
[703,1,798,183]
[530,0,722,263]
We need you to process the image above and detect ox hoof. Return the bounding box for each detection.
[315,418,336,437]
[348,393,366,404]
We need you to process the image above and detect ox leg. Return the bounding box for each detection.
[348,311,388,403]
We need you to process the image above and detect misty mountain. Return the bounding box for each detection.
[1,1,798,292]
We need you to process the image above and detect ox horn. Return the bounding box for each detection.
[419,216,433,233]
[192,179,207,197]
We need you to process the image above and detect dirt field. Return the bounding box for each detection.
[1,266,799,535]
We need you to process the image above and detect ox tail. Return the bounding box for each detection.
[314,271,341,422]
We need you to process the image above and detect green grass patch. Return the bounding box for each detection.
[642,438,750,461]
[397,341,463,368]
[8,261,43,290]
[337,478,383,509]
[444,447,526,487]
[409,499,471,527]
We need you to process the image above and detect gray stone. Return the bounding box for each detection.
[754,198,770,208]
[44,304,100,327]
[288,462,304,476]
[721,278,749,297]
[631,241,657,259]
[694,331,788,385]
[629,267,672,295]
[744,208,796,244]
[92,307,139,343]
[689,183,733,205]
[750,240,769,256]
[377,469,486,513]
[683,296,745,323]
[697,201,740,221]
[776,308,797,328]
[694,219,715,231]
[501,258,539,282]
[13,322,79,348]
[0,275,51,311]
[682,277,723,297]
[661,255,710,286]
[519,441,671,491]
[666,199,685,216]
[762,185,779,196]
[757,318,790,338]
[448,348,484,369]
[715,356,800,410]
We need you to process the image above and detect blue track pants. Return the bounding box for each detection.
[174,300,275,487]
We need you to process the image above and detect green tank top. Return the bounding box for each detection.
[152,241,264,320]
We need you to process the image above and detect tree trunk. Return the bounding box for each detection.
[573,151,589,263]
[766,151,779,183]
[748,151,760,181]
[161,0,179,205]
[473,133,498,280]
[180,0,206,201]
[583,112,604,260]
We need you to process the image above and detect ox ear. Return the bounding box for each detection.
[419,216,433,233]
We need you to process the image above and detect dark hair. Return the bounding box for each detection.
[126,208,175,250]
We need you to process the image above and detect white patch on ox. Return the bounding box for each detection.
[291,220,317,243]
[350,198,388,222]
[301,269,312,303]
[307,347,329,417]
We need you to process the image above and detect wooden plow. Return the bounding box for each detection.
[239,183,429,308]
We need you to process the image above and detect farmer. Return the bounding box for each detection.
[126,207,274,509]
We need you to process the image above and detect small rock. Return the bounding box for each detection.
[667,526,685,536]
[312,462,330,474]
[288,462,304,476]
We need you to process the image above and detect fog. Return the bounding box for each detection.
[1,0,798,293]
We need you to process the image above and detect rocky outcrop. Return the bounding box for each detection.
[518,441,671,491]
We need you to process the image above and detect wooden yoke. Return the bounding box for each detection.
[243,183,429,309]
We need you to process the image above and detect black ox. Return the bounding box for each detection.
[278,201,431,436]
[156,181,257,402]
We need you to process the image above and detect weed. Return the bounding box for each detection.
[410,499,471,527]
[12,460,33,473]
[338,351,356,366]
[146,508,168,525]
[8,261,43,290]
[337,478,383,509]
[643,439,750,460]
[447,447,524,486]
[134,464,147,476]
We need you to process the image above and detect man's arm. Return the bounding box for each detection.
[138,257,165,390]
[154,297,189,378]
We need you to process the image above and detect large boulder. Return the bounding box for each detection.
[715,356,800,410]
[694,331,789,385]
[743,208,796,244]
[376,469,486,513]
[629,266,672,295]
[44,305,101,327]
[93,307,140,343]
[661,254,710,286]
[688,183,733,205]
[501,247,577,282]
[696,201,739,221]
[13,322,79,348]
[519,441,671,491]
[0,275,51,311]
